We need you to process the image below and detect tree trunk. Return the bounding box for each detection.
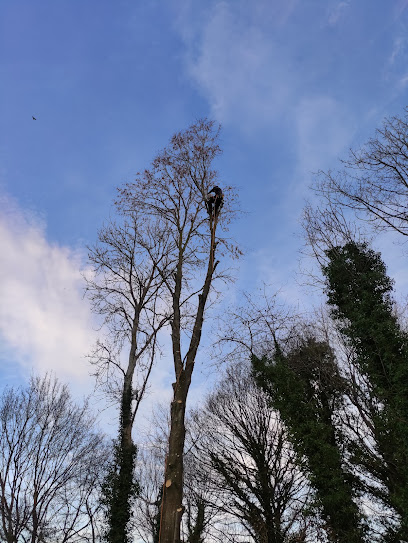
[160,226,217,543]
[159,372,188,543]
[31,491,39,543]
[105,343,138,543]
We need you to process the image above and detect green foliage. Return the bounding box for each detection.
[323,241,408,541]
[101,440,138,543]
[102,387,139,543]
[323,242,408,402]
[253,337,366,543]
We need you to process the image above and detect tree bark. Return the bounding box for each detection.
[159,229,217,543]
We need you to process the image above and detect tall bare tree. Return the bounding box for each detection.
[86,212,172,543]
[0,375,108,543]
[117,119,239,543]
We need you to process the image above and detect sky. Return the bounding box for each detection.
[1,0,408,428]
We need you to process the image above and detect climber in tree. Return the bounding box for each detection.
[206,186,224,219]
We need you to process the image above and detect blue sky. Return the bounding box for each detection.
[1,0,408,418]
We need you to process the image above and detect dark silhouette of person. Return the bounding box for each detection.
[206,186,224,218]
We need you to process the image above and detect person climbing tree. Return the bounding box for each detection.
[116,120,239,543]
[206,186,224,219]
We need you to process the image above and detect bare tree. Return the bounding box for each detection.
[216,294,372,542]
[298,108,408,287]
[133,445,164,543]
[86,212,173,542]
[301,201,370,269]
[0,374,108,543]
[189,361,313,543]
[132,405,169,543]
[181,448,220,543]
[301,106,408,269]
[215,289,297,365]
[117,119,239,543]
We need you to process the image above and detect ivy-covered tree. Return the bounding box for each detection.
[253,335,366,543]
[101,399,139,543]
[323,241,408,542]
[86,212,172,543]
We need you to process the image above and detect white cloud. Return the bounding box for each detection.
[176,0,357,160]
[0,196,96,386]
[294,96,355,176]
[0,198,214,431]
[180,1,296,128]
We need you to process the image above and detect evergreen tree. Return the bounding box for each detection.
[323,241,408,542]
[253,336,366,543]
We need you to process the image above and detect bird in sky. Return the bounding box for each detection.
[32,116,36,120]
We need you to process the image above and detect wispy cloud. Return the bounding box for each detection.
[177,1,297,128]
[175,0,357,155]
[294,96,356,176]
[394,0,408,18]
[383,32,408,91]
[389,35,406,65]
[327,1,350,26]
[0,195,96,385]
